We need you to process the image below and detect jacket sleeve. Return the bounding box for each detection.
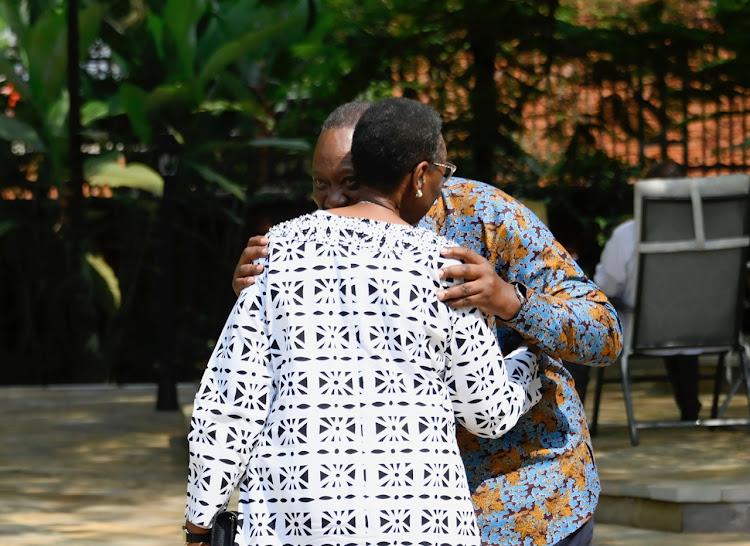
[445,304,542,438]
[185,266,272,527]
[485,200,622,367]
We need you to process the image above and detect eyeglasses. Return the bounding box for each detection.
[433,161,457,183]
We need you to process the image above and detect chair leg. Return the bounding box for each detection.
[620,354,639,446]
[591,366,606,436]
[741,344,750,417]
[711,353,726,419]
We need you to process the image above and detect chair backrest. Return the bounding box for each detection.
[631,174,750,352]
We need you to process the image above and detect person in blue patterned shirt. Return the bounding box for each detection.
[231,101,622,546]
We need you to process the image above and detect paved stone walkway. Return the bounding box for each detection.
[1,381,748,545]
[590,361,750,505]
[0,385,189,545]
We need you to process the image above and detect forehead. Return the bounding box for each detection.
[312,128,354,175]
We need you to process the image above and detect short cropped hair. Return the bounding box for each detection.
[320,101,372,132]
[351,98,442,190]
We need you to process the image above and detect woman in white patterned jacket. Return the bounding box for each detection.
[184,98,542,546]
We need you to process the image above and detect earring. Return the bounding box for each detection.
[416,178,424,198]
[416,188,423,198]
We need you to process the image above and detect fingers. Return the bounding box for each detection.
[238,242,268,265]
[232,262,264,292]
[237,263,264,278]
[232,234,267,296]
[437,280,480,303]
[442,293,481,309]
[232,276,257,296]
[440,245,485,264]
[247,235,268,247]
[439,263,482,281]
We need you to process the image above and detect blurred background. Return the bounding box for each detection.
[2,0,750,405]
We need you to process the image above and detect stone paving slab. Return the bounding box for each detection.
[589,359,750,533]
[589,360,750,502]
[0,384,192,546]
[593,523,750,545]
[1,382,749,545]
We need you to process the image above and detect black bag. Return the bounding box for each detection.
[210,510,239,546]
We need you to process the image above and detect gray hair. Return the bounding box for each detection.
[320,101,372,133]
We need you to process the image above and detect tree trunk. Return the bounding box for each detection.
[468,32,498,184]
[64,0,84,246]
[156,166,179,411]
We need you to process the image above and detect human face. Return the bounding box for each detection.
[311,128,361,209]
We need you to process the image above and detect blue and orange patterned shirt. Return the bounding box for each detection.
[419,178,622,546]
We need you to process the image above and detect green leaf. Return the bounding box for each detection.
[85,158,164,197]
[189,162,246,202]
[199,0,307,84]
[146,12,165,59]
[163,0,207,80]
[0,114,44,151]
[146,82,196,112]
[27,7,67,108]
[196,99,266,118]
[0,2,28,46]
[249,137,310,152]
[193,136,309,155]
[81,101,111,127]
[197,0,263,60]
[45,90,69,138]
[79,3,104,53]
[117,84,152,142]
[85,253,121,312]
[166,125,185,146]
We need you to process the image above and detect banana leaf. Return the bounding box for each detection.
[85,158,164,197]
[85,253,121,312]
[199,0,308,84]
[81,101,113,127]
[163,0,207,79]
[248,137,311,152]
[117,84,151,143]
[189,162,246,202]
[27,7,67,109]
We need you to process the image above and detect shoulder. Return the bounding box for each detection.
[441,178,543,229]
[604,219,635,249]
[441,178,518,219]
[269,211,453,263]
[267,211,320,240]
[409,227,461,268]
[611,219,635,239]
[420,228,456,251]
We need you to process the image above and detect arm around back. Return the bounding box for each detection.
[231,235,269,296]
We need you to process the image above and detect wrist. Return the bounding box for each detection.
[184,521,210,545]
[496,281,524,321]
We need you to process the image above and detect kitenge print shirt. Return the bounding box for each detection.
[419,178,623,546]
[186,211,543,546]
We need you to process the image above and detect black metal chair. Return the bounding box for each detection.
[591,174,750,446]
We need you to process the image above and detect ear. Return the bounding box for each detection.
[411,160,431,190]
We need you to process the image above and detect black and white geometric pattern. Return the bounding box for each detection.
[186,211,542,545]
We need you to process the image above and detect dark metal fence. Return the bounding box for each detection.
[522,50,750,176]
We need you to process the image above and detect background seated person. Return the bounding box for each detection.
[594,159,700,421]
